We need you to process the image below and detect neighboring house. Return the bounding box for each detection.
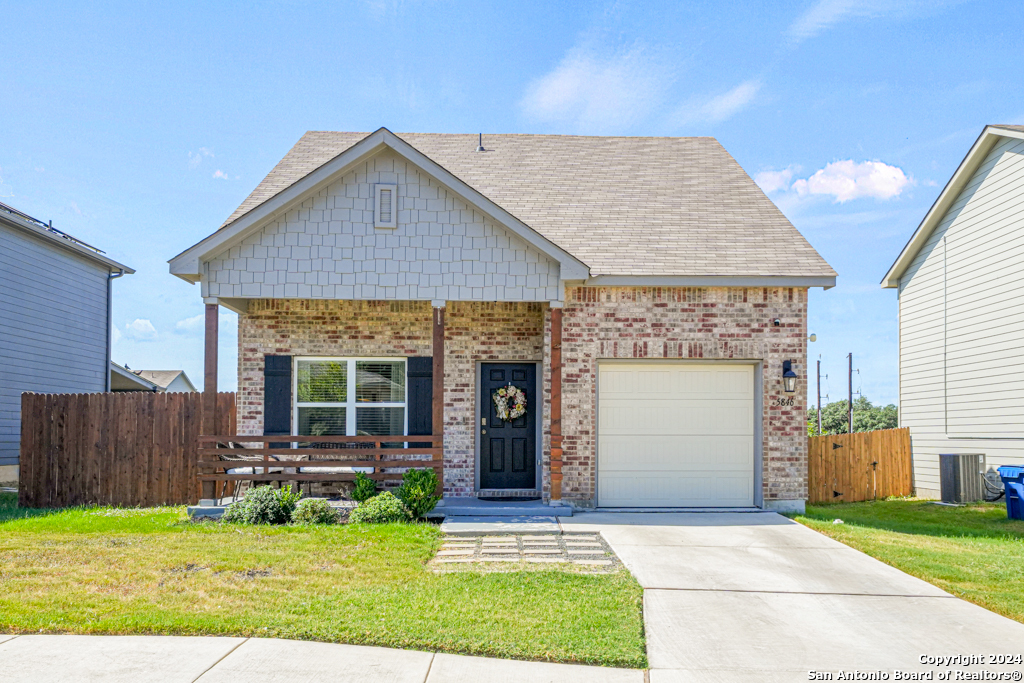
[0,202,133,484]
[109,362,197,392]
[169,128,835,511]
[883,124,1024,498]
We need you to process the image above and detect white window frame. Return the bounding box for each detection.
[292,357,408,437]
[374,183,398,229]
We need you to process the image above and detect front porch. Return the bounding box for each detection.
[200,298,565,504]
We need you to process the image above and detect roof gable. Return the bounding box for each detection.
[882,124,1024,288]
[170,128,588,283]
[210,131,835,281]
[202,148,563,303]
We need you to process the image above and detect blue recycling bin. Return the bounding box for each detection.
[997,466,1024,520]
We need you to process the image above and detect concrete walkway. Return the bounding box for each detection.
[562,512,1024,682]
[0,635,643,683]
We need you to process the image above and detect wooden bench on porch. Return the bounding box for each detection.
[196,434,443,501]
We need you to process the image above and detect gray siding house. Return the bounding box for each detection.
[883,124,1024,497]
[0,203,133,483]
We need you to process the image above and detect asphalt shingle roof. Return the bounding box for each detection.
[221,131,835,278]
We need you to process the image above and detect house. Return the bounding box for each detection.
[883,124,1024,498]
[169,128,835,511]
[0,202,133,484]
[109,362,197,392]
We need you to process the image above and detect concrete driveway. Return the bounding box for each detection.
[563,512,1024,682]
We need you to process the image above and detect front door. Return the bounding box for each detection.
[479,363,537,490]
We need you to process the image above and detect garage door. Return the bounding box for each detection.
[598,363,755,507]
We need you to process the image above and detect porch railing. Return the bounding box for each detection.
[196,434,443,500]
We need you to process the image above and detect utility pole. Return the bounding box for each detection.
[848,353,853,434]
[817,359,822,436]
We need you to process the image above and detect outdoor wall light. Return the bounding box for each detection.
[782,360,798,393]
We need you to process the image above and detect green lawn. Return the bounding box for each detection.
[795,499,1024,623]
[0,493,645,668]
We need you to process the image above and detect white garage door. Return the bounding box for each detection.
[598,363,755,507]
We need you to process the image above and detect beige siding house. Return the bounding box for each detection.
[170,128,835,511]
[883,124,1024,497]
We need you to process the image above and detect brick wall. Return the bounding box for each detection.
[237,299,433,438]
[444,302,547,495]
[560,286,808,506]
[236,298,546,497]
[235,287,808,505]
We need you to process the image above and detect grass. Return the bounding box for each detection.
[0,493,645,668]
[795,498,1024,623]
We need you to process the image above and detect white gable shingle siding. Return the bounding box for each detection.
[0,221,110,471]
[204,150,561,302]
[898,135,1024,496]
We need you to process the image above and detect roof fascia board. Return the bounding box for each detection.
[109,362,159,391]
[2,212,134,274]
[169,128,591,281]
[881,126,1020,288]
[584,275,836,289]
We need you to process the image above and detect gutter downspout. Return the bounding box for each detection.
[106,269,126,391]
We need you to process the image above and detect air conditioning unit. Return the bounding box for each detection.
[940,453,986,504]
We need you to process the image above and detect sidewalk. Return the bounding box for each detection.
[0,634,643,683]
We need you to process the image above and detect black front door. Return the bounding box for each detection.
[479,363,537,490]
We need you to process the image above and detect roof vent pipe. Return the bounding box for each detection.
[476,133,484,152]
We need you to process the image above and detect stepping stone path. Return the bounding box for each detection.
[433,532,619,572]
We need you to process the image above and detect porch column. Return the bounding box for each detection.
[201,301,219,501]
[550,305,563,501]
[432,304,445,493]
[204,302,219,398]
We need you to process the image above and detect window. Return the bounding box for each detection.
[374,183,397,229]
[294,358,406,437]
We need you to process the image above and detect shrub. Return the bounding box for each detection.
[395,467,440,519]
[222,485,303,525]
[291,498,338,525]
[351,471,379,503]
[348,491,410,524]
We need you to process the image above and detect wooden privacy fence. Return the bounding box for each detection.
[19,392,235,508]
[197,434,443,501]
[807,427,912,504]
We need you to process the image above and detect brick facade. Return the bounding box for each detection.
[559,286,808,506]
[235,286,808,505]
[444,302,547,495]
[236,299,545,497]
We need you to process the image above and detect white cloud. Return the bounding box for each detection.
[175,313,204,333]
[520,43,669,131]
[755,166,798,194]
[788,0,958,42]
[674,80,762,126]
[791,160,912,203]
[124,318,158,341]
[111,325,122,344]
[212,170,230,180]
[188,147,214,170]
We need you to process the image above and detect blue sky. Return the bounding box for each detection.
[2,0,1021,406]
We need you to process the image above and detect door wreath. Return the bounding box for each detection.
[492,384,527,422]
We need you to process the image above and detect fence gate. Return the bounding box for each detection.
[807,428,912,504]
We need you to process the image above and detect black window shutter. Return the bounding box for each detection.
[407,357,433,442]
[263,355,292,437]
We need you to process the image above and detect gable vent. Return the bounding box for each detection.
[374,183,397,229]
